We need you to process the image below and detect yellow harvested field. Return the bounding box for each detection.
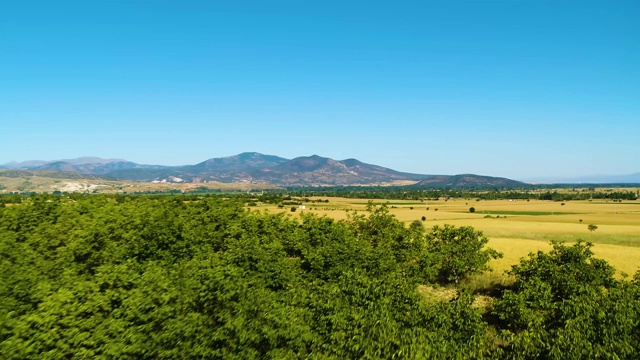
[486,238,640,277]
[257,196,640,276]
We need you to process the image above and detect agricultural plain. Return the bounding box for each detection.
[257,196,640,277]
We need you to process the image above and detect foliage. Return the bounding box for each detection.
[0,194,502,358]
[425,225,502,284]
[588,224,598,232]
[410,219,424,230]
[282,185,639,201]
[492,241,640,359]
[0,194,637,358]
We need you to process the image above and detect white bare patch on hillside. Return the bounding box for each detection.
[55,182,108,192]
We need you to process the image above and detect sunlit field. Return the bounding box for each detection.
[254,197,640,277]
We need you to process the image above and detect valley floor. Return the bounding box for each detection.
[258,197,640,276]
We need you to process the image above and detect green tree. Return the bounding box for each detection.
[492,241,638,359]
[410,219,423,230]
[425,225,502,284]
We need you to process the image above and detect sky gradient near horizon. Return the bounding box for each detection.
[2,0,639,180]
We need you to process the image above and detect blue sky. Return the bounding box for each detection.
[1,0,638,180]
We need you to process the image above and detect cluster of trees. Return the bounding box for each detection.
[283,187,639,201]
[5,185,637,202]
[534,190,638,201]
[1,194,639,358]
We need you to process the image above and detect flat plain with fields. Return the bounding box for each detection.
[256,195,640,277]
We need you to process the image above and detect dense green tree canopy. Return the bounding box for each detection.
[0,194,638,359]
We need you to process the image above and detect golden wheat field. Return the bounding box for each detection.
[255,197,640,277]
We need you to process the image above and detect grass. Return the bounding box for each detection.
[362,201,427,206]
[476,210,578,216]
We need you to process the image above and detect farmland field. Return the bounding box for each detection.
[255,197,640,276]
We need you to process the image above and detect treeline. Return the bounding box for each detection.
[284,186,639,201]
[1,194,639,358]
[4,184,638,202]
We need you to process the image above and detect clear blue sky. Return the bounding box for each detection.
[2,0,638,180]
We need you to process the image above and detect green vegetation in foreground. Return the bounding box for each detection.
[0,193,639,359]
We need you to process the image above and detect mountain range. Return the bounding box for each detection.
[0,153,557,187]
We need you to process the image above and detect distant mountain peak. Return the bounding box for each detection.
[237,151,267,157]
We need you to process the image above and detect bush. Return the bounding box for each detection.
[425,225,502,284]
[410,219,423,230]
[491,241,638,358]
[469,207,475,213]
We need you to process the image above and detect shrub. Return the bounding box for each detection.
[425,225,502,284]
[410,219,423,230]
[491,242,637,358]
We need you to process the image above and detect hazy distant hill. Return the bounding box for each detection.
[34,161,168,176]
[102,153,422,185]
[251,155,428,186]
[106,152,289,183]
[0,153,533,187]
[0,169,106,180]
[2,157,126,170]
[190,152,289,172]
[414,174,526,188]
